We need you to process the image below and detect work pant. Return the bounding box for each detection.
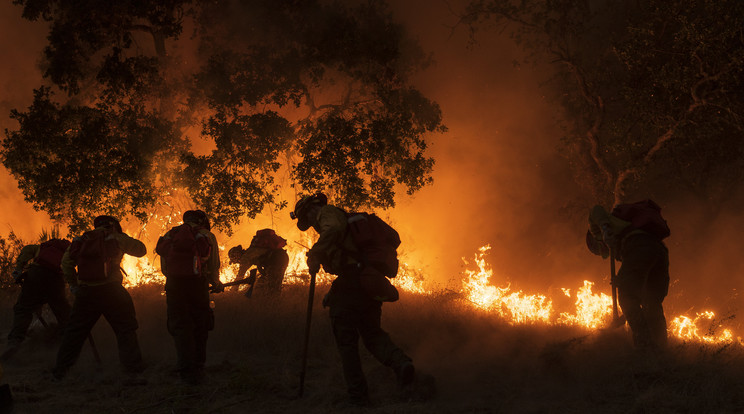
[616,233,670,350]
[327,267,412,400]
[54,282,143,376]
[7,265,71,345]
[258,249,289,295]
[165,277,211,380]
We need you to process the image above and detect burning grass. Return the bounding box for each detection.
[0,238,742,412]
[1,282,744,413]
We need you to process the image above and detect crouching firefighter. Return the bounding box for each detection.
[587,200,671,351]
[227,228,289,297]
[291,193,414,406]
[52,216,147,380]
[156,210,223,385]
[2,237,71,361]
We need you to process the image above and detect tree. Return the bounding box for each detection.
[461,0,744,209]
[2,0,446,232]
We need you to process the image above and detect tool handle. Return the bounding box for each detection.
[298,271,317,397]
[610,248,619,319]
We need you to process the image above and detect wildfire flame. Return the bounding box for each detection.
[669,311,738,344]
[461,246,552,324]
[557,281,613,330]
[118,237,740,345]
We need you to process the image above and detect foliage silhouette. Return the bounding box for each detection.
[2,0,446,232]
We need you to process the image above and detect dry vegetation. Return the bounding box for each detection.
[1,282,744,414]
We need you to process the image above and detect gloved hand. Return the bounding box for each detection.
[70,284,80,296]
[322,292,331,308]
[306,253,321,275]
[12,270,24,285]
[210,281,225,293]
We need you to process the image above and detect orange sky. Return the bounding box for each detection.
[0,1,742,322]
[0,2,52,239]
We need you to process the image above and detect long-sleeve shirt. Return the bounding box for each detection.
[588,205,645,259]
[308,205,358,274]
[61,230,147,287]
[14,244,40,273]
[201,228,221,285]
[235,246,269,279]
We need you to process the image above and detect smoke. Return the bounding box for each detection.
[386,0,593,291]
[386,0,744,325]
[662,203,744,322]
[0,0,741,324]
[0,2,54,241]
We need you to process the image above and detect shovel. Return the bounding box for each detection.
[607,248,627,329]
[298,269,317,397]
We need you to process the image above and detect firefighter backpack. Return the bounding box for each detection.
[346,212,401,278]
[156,224,212,276]
[250,229,287,250]
[68,228,118,281]
[611,199,670,240]
[35,238,71,270]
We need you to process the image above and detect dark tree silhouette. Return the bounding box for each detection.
[462,0,744,210]
[2,0,446,232]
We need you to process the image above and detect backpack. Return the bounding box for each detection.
[346,212,401,278]
[611,199,670,240]
[68,228,119,281]
[250,229,287,250]
[156,224,212,277]
[35,238,71,270]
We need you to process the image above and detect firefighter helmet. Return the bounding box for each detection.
[290,193,328,231]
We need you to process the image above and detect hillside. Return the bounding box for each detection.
[1,283,743,413]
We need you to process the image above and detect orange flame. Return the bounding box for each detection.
[669,311,738,344]
[461,246,552,324]
[557,281,613,329]
[118,235,740,345]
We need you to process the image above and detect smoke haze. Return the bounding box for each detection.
[0,0,741,324]
[0,2,54,238]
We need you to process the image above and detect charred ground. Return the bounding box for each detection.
[1,282,743,414]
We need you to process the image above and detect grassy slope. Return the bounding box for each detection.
[1,283,743,414]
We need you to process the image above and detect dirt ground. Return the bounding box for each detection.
[1,283,743,414]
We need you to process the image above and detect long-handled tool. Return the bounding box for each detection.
[86,332,102,365]
[212,273,255,291]
[298,270,317,398]
[608,248,627,329]
[36,310,101,364]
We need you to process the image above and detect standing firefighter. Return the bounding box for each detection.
[587,200,671,351]
[291,193,413,406]
[1,238,71,361]
[156,210,223,385]
[227,229,289,296]
[52,215,147,380]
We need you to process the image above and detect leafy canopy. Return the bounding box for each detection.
[2,0,446,232]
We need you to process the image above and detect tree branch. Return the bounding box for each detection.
[557,57,613,189]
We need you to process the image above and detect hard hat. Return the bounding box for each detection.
[290,193,328,231]
[184,210,211,230]
[228,245,243,264]
[93,215,122,233]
